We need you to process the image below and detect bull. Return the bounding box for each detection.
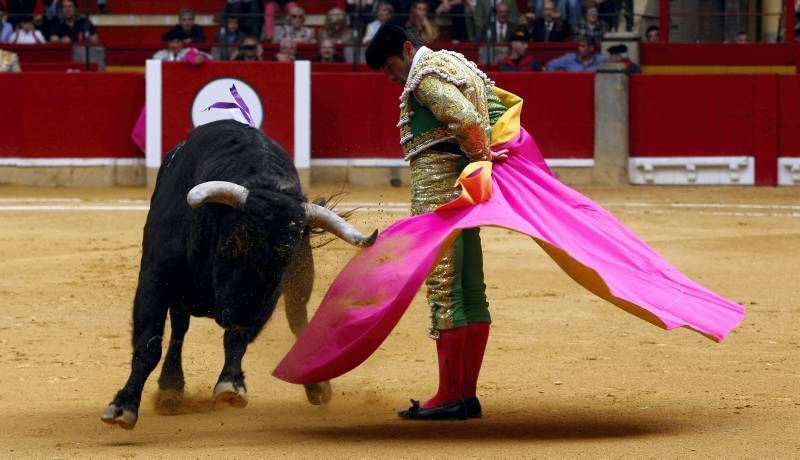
[101,119,376,429]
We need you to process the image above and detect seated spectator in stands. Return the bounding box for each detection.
[153,29,212,62]
[607,43,639,73]
[263,0,298,42]
[319,8,352,45]
[48,0,98,44]
[6,0,35,29]
[224,0,262,38]
[477,0,515,42]
[231,35,264,60]
[433,0,468,42]
[0,3,13,43]
[734,31,749,43]
[596,0,631,32]
[7,17,45,43]
[499,29,541,71]
[0,48,20,71]
[529,0,571,42]
[363,2,393,44]
[574,4,607,43]
[644,25,659,42]
[275,37,297,61]
[406,0,438,44]
[272,6,315,44]
[546,36,607,71]
[313,37,345,62]
[165,8,206,44]
[212,15,245,60]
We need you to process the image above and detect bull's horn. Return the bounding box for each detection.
[303,203,378,248]
[187,181,250,208]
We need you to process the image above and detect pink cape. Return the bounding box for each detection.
[273,128,745,385]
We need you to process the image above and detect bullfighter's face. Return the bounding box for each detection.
[381,40,416,85]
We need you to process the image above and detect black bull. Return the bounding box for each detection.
[101,120,376,429]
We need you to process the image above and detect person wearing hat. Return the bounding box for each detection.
[499,29,541,71]
[364,23,512,420]
[607,43,640,74]
[153,28,212,62]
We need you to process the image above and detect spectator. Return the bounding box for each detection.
[607,43,639,73]
[0,3,12,43]
[644,25,659,42]
[224,0,262,38]
[363,2,394,44]
[6,0,35,28]
[212,15,245,60]
[318,8,352,45]
[313,37,345,62]
[48,0,98,44]
[574,4,607,43]
[231,35,264,60]
[545,36,607,71]
[153,28,212,62]
[734,31,749,43]
[531,0,580,28]
[479,0,515,42]
[499,29,541,71]
[263,0,299,42]
[275,37,297,61]
[272,6,315,44]
[8,17,45,43]
[473,0,519,43]
[0,48,20,70]
[529,0,570,42]
[406,0,437,44]
[165,8,206,44]
[433,0,468,42]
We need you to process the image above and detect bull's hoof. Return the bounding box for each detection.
[304,381,332,405]
[101,404,138,430]
[155,388,184,414]
[213,381,248,408]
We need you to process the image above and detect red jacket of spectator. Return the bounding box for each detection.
[498,53,542,72]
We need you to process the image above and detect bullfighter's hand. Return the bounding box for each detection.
[491,148,509,162]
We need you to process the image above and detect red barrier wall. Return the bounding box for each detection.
[311,72,595,159]
[0,72,144,158]
[160,61,294,156]
[630,74,782,185]
[778,75,800,157]
[641,43,800,67]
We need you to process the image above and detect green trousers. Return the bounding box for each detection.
[410,149,491,339]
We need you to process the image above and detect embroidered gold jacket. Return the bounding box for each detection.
[398,49,505,161]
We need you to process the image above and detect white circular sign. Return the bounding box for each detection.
[191,78,264,128]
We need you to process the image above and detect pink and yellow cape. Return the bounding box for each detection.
[273,88,745,385]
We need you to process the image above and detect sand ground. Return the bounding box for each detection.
[0,184,798,458]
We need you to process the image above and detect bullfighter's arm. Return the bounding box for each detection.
[413,75,491,162]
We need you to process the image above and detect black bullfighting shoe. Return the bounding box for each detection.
[397,399,469,420]
[464,397,482,418]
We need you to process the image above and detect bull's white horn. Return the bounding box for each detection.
[187,181,250,208]
[303,203,378,248]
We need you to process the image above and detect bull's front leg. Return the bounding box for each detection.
[283,233,332,405]
[212,329,253,408]
[101,275,169,429]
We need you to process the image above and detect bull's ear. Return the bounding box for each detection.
[187,181,250,208]
[304,203,378,248]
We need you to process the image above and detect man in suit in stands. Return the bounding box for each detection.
[166,8,206,44]
[48,0,99,44]
[528,0,571,42]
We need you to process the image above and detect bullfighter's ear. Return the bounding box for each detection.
[187,181,250,208]
[304,203,378,248]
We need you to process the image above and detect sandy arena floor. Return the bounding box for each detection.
[0,184,798,458]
